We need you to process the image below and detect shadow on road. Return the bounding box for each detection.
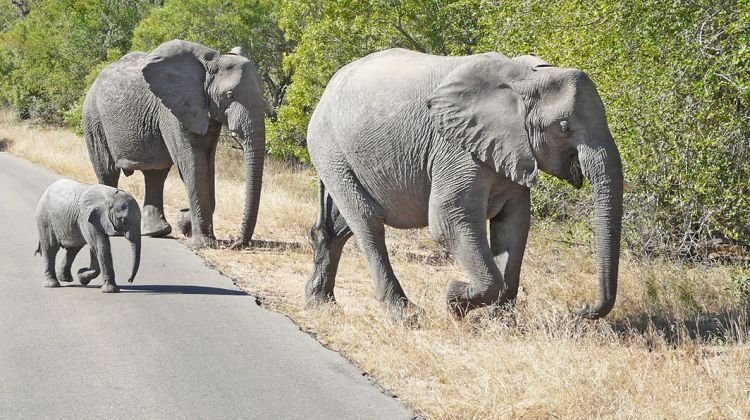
[120,284,247,296]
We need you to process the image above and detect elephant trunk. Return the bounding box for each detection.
[228,102,265,246]
[125,224,141,284]
[577,135,624,319]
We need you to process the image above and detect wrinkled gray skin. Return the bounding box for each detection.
[83,39,266,248]
[35,179,142,293]
[306,49,623,320]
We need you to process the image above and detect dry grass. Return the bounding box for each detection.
[3,113,749,418]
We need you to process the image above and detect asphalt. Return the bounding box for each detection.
[0,152,413,419]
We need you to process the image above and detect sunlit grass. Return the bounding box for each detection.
[3,113,748,418]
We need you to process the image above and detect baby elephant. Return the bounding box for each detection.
[35,179,142,293]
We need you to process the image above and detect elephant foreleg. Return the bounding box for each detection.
[82,228,118,293]
[163,127,220,249]
[207,138,217,215]
[56,246,82,283]
[306,182,353,304]
[489,189,531,304]
[442,219,504,317]
[77,247,101,286]
[142,168,172,237]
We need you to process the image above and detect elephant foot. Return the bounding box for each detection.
[446,280,472,317]
[385,299,423,328]
[176,209,192,237]
[42,279,60,288]
[229,238,251,250]
[446,280,509,318]
[57,272,74,283]
[142,207,172,237]
[187,234,217,249]
[101,282,120,293]
[77,268,99,286]
[142,222,172,238]
[305,291,336,308]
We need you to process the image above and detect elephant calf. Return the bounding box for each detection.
[35,179,142,293]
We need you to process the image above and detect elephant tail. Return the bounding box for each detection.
[315,178,326,228]
[34,241,40,256]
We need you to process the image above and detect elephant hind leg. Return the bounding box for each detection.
[40,243,60,288]
[306,180,353,305]
[56,246,82,283]
[319,168,418,323]
[141,169,172,237]
[83,120,119,187]
[36,222,60,287]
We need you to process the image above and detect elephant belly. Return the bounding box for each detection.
[58,232,86,249]
[108,134,173,172]
[51,221,86,249]
[116,157,172,172]
[353,164,431,229]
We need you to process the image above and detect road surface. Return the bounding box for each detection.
[0,153,413,419]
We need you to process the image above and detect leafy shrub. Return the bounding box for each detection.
[275,0,749,258]
[0,0,155,123]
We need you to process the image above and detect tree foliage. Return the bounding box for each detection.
[273,0,749,255]
[131,0,293,115]
[0,0,155,122]
[0,0,746,256]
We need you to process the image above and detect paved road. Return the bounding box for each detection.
[0,153,412,419]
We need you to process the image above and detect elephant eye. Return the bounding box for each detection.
[559,120,570,134]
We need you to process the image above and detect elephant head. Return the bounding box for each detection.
[428,53,623,319]
[82,186,142,283]
[141,39,266,245]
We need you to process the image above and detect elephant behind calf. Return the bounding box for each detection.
[306,49,623,321]
[83,39,266,249]
[35,179,142,293]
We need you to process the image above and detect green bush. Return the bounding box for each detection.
[0,0,155,123]
[274,0,749,257]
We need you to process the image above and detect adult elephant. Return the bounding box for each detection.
[83,39,266,248]
[306,49,623,320]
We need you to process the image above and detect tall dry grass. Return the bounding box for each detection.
[2,113,748,418]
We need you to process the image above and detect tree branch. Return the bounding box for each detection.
[393,23,426,53]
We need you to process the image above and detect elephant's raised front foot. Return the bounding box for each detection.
[101,282,120,293]
[446,280,514,318]
[77,268,99,286]
[42,278,60,288]
[386,299,423,328]
[176,209,192,237]
[142,206,172,237]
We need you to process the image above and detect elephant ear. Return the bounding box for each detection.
[513,54,554,69]
[142,39,218,135]
[82,187,117,236]
[427,55,538,187]
[228,46,246,57]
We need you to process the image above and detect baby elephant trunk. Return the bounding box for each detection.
[125,227,141,283]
